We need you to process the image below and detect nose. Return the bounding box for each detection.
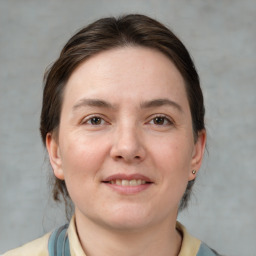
[110,123,146,163]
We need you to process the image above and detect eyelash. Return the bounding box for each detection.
[147,114,174,126]
[81,114,174,127]
[81,115,107,126]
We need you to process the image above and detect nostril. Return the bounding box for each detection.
[115,155,140,160]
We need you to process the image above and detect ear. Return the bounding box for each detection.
[46,133,64,180]
[189,130,206,181]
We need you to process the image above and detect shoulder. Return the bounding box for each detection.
[176,222,220,256]
[2,232,51,256]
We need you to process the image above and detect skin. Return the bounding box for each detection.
[47,47,206,256]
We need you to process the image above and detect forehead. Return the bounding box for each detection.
[63,46,188,106]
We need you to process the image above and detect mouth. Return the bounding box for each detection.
[102,174,153,194]
[103,179,151,186]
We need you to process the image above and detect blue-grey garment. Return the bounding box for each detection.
[48,224,70,256]
[197,242,220,256]
[48,225,220,256]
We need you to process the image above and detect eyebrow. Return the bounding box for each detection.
[140,98,183,112]
[72,98,116,111]
[72,98,183,112]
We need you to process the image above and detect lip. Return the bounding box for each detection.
[103,173,152,183]
[102,173,153,195]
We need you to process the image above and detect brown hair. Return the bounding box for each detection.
[40,14,205,213]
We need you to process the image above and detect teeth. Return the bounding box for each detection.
[109,179,148,186]
[122,180,129,186]
[116,179,122,185]
[129,179,137,186]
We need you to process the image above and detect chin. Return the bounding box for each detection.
[105,218,151,232]
[99,207,155,231]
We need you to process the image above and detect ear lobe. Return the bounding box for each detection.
[189,130,207,181]
[46,133,64,180]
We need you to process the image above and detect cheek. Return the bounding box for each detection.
[150,134,193,172]
[59,134,108,180]
[59,136,108,206]
[149,135,193,200]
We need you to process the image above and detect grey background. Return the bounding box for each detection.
[0,1,255,255]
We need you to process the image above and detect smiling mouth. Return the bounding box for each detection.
[103,179,151,186]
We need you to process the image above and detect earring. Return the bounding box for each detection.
[192,170,196,174]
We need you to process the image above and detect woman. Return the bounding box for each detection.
[3,14,220,256]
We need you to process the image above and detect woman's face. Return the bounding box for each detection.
[47,47,206,231]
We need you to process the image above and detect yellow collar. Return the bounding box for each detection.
[176,221,201,256]
[68,216,201,256]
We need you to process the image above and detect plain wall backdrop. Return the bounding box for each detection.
[0,1,255,255]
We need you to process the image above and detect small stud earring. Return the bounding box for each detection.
[192,170,196,174]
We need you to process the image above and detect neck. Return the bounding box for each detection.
[75,211,182,256]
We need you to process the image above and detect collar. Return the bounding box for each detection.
[176,221,201,256]
[67,216,201,256]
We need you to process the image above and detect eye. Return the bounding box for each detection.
[83,116,106,125]
[148,115,173,126]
